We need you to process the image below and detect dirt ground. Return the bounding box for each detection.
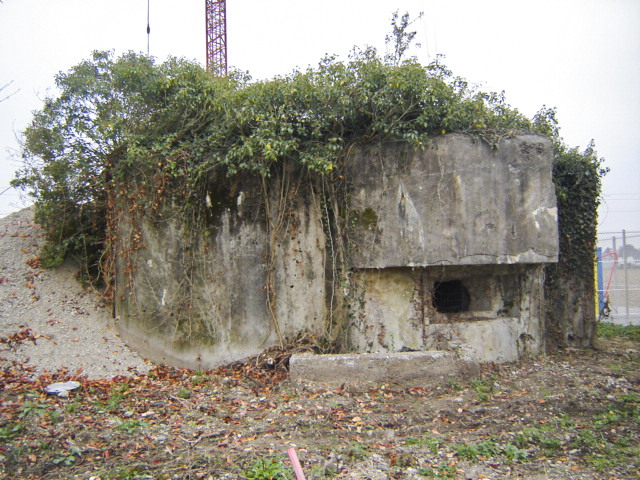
[1,209,639,480]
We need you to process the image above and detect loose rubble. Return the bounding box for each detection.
[0,207,151,379]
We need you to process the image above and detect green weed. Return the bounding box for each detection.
[514,427,562,455]
[503,443,528,462]
[455,440,500,461]
[48,410,62,424]
[18,400,47,420]
[0,422,23,440]
[343,442,370,460]
[554,413,575,429]
[570,430,602,450]
[594,410,623,427]
[178,388,192,399]
[105,383,129,412]
[244,457,292,480]
[586,454,618,470]
[117,419,147,434]
[53,449,79,466]
[192,371,210,386]
[405,435,441,454]
[0,399,49,440]
[447,379,463,392]
[455,440,528,463]
[587,444,640,471]
[418,464,456,478]
[309,463,337,478]
[108,466,142,480]
[470,376,496,402]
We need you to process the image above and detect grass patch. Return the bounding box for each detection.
[106,466,144,480]
[470,375,498,402]
[342,442,370,460]
[570,429,604,450]
[105,383,130,412]
[447,379,463,392]
[117,419,147,434]
[597,322,640,342]
[553,413,575,429]
[178,388,192,399]
[514,427,562,455]
[454,440,527,463]
[18,400,47,420]
[191,370,211,386]
[65,401,81,414]
[584,443,640,472]
[418,464,457,477]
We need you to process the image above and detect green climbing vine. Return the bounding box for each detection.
[534,107,607,346]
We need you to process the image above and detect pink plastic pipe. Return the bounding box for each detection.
[287,447,306,480]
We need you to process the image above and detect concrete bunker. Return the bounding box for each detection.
[344,135,557,363]
[114,134,558,368]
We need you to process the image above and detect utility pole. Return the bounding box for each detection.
[205,0,228,76]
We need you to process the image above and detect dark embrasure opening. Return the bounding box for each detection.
[433,280,471,313]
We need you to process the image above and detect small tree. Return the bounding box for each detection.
[384,10,424,66]
[10,51,212,276]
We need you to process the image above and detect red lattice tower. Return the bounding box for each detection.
[205,0,227,76]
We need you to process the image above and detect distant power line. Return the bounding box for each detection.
[602,195,640,200]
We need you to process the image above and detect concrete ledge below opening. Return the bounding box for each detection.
[289,351,480,387]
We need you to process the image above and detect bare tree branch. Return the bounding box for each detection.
[0,81,19,103]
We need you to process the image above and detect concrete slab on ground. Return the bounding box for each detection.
[289,350,480,387]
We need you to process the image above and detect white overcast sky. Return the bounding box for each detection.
[0,0,639,234]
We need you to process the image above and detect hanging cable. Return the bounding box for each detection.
[421,0,431,61]
[147,0,150,56]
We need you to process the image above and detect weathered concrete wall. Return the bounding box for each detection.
[115,134,558,368]
[115,173,328,369]
[545,264,597,349]
[347,134,558,267]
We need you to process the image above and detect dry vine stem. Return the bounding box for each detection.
[260,170,287,348]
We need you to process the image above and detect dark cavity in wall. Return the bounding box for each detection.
[432,280,471,313]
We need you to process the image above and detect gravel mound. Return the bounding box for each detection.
[0,207,152,379]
